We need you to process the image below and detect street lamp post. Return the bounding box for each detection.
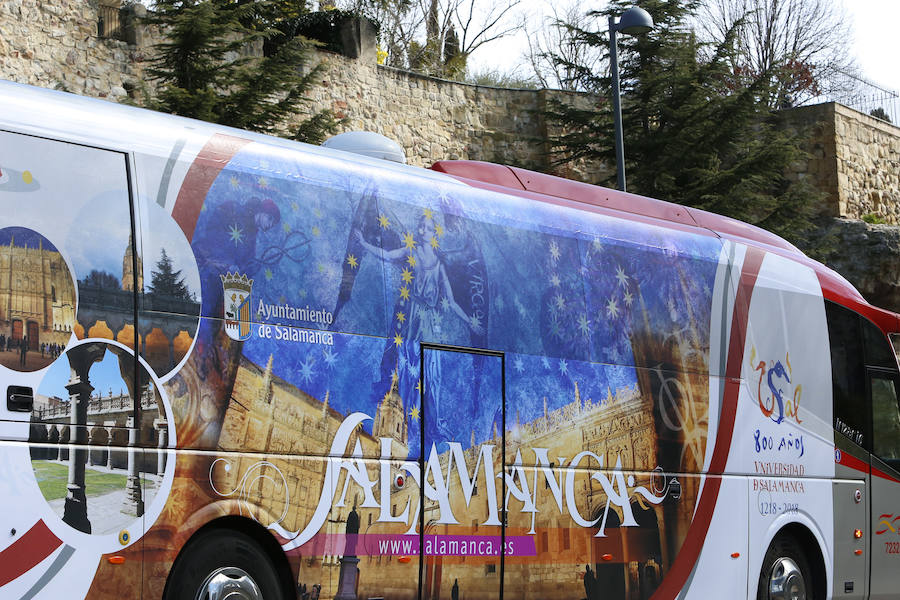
[608,6,654,192]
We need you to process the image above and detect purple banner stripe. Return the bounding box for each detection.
[283,533,536,557]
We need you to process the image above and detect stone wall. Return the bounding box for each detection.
[295,51,585,172]
[0,0,896,210]
[0,0,596,176]
[786,103,900,223]
[0,0,151,101]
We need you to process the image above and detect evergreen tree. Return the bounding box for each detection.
[80,270,121,290]
[870,107,892,124]
[149,249,193,301]
[144,0,340,144]
[545,0,821,245]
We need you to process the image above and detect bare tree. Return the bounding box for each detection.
[697,0,859,107]
[339,0,522,78]
[524,1,606,91]
[338,0,425,68]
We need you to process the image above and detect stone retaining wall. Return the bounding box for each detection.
[786,103,900,222]
[0,0,896,214]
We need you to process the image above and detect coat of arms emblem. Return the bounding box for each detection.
[221,272,253,341]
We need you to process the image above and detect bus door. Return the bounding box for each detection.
[421,345,504,600]
[867,368,900,600]
[0,129,143,597]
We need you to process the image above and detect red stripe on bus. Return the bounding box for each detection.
[871,465,900,484]
[0,520,63,587]
[652,246,766,599]
[837,450,900,483]
[836,450,870,476]
[172,134,252,243]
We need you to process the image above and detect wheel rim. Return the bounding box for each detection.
[195,567,263,600]
[768,557,806,600]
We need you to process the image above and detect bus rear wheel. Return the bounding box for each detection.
[757,535,812,600]
[165,529,283,600]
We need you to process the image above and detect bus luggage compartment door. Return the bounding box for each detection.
[421,345,504,600]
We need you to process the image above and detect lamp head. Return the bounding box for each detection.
[616,6,654,35]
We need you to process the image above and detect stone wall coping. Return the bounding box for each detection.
[833,101,900,134]
[374,63,592,96]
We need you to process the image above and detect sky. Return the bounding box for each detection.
[467,0,900,94]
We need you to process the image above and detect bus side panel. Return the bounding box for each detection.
[734,251,835,598]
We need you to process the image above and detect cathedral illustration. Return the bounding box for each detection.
[0,233,76,351]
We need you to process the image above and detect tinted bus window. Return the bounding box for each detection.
[826,301,867,447]
[863,318,899,369]
[871,375,900,468]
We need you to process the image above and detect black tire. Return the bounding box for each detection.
[165,529,284,600]
[756,535,813,600]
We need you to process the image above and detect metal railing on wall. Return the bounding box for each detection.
[803,67,899,126]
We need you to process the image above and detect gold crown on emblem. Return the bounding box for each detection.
[220,271,253,293]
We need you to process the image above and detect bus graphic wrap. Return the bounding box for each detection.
[0,82,895,600]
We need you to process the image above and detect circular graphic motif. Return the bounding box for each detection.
[72,201,202,382]
[27,339,175,552]
[0,226,76,373]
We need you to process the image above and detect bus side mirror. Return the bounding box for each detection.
[7,386,33,412]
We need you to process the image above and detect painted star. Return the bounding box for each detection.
[514,357,525,373]
[282,222,292,233]
[549,240,561,262]
[549,317,563,340]
[291,201,299,212]
[378,214,390,228]
[229,175,240,189]
[407,254,417,267]
[228,224,244,245]
[578,314,590,336]
[401,268,414,284]
[399,286,410,301]
[423,208,434,220]
[435,223,444,237]
[469,314,482,330]
[347,254,359,268]
[313,207,323,218]
[558,359,568,375]
[265,268,274,281]
[393,333,403,347]
[258,176,268,188]
[402,232,417,250]
[430,236,439,249]
[396,311,406,324]
[554,293,566,311]
[409,405,421,422]
[298,289,307,299]
[440,298,450,312]
[615,265,629,287]
[312,226,321,237]
[592,238,604,252]
[624,290,634,306]
[541,357,551,370]
[299,357,316,384]
[606,297,620,318]
[550,274,561,288]
[323,347,337,367]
